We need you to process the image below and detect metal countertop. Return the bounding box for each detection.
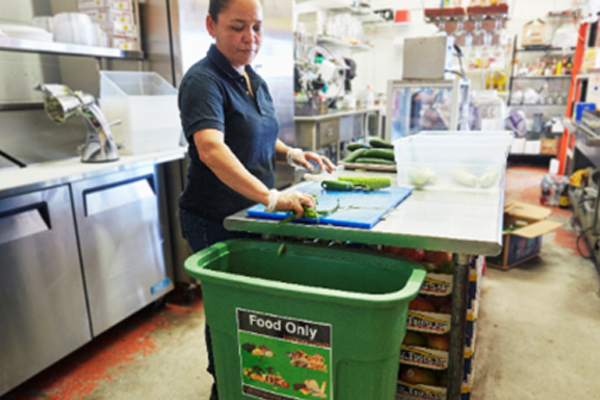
[294,107,383,122]
[225,171,505,256]
[0,147,187,198]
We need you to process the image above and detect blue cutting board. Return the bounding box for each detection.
[247,182,413,229]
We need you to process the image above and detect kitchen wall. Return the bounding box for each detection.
[351,0,577,98]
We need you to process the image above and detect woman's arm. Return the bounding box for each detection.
[275,139,337,173]
[194,129,315,216]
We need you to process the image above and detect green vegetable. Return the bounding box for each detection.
[362,148,395,160]
[344,148,369,163]
[369,138,394,149]
[355,157,396,166]
[346,142,370,152]
[338,176,391,190]
[266,366,276,375]
[321,180,353,191]
[276,200,340,225]
[277,243,286,257]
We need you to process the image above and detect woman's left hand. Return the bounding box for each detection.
[291,151,337,173]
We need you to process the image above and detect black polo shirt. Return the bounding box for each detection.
[178,44,280,223]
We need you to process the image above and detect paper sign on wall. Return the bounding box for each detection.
[237,309,332,400]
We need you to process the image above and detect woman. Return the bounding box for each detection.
[178,0,335,398]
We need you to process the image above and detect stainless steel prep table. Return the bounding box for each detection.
[224,171,505,400]
[294,107,383,162]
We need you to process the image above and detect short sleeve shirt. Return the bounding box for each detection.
[178,44,280,222]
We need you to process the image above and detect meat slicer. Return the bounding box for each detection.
[35,83,120,163]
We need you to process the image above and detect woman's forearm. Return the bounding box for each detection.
[195,130,271,206]
[275,139,292,163]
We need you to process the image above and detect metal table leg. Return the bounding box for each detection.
[446,253,471,400]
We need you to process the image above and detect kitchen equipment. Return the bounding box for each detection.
[99,71,181,155]
[0,24,53,41]
[0,185,91,397]
[247,181,412,229]
[36,83,120,163]
[53,12,97,46]
[70,166,173,336]
[403,36,454,81]
[386,79,471,141]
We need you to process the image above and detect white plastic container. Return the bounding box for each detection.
[394,131,513,190]
[100,71,181,155]
[470,90,506,131]
[53,13,97,46]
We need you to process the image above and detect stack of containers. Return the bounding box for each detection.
[396,255,453,400]
[396,255,484,400]
[78,0,137,50]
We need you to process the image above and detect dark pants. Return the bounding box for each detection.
[179,208,258,394]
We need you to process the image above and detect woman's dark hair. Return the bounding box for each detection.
[209,0,233,22]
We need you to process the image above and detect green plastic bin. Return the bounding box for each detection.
[185,239,425,400]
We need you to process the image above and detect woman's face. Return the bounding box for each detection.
[207,0,263,73]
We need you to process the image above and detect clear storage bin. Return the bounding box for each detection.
[100,71,181,155]
[394,131,513,190]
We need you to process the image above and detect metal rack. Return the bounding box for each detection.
[0,36,144,60]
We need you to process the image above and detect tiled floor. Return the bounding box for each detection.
[2,165,599,400]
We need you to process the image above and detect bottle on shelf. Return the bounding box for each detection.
[366,85,375,107]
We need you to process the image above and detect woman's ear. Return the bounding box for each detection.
[206,14,216,38]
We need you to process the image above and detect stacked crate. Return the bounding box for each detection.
[396,256,483,400]
[78,0,138,50]
[397,265,453,399]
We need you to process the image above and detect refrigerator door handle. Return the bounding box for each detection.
[83,177,155,217]
[0,205,50,246]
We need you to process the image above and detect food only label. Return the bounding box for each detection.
[237,309,332,400]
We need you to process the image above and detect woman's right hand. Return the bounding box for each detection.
[274,189,316,218]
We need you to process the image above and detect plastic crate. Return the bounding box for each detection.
[185,240,426,400]
[99,71,181,155]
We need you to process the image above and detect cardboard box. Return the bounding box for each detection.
[83,8,134,25]
[524,140,541,155]
[407,311,451,334]
[521,19,547,47]
[540,138,558,155]
[583,47,600,70]
[78,0,132,10]
[110,36,137,50]
[487,201,563,270]
[400,345,449,370]
[397,382,446,400]
[101,21,137,38]
[419,273,453,296]
[510,138,526,154]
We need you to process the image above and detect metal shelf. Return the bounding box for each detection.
[518,47,576,52]
[512,75,572,80]
[0,37,144,60]
[508,103,567,107]
[316,36,373,51]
